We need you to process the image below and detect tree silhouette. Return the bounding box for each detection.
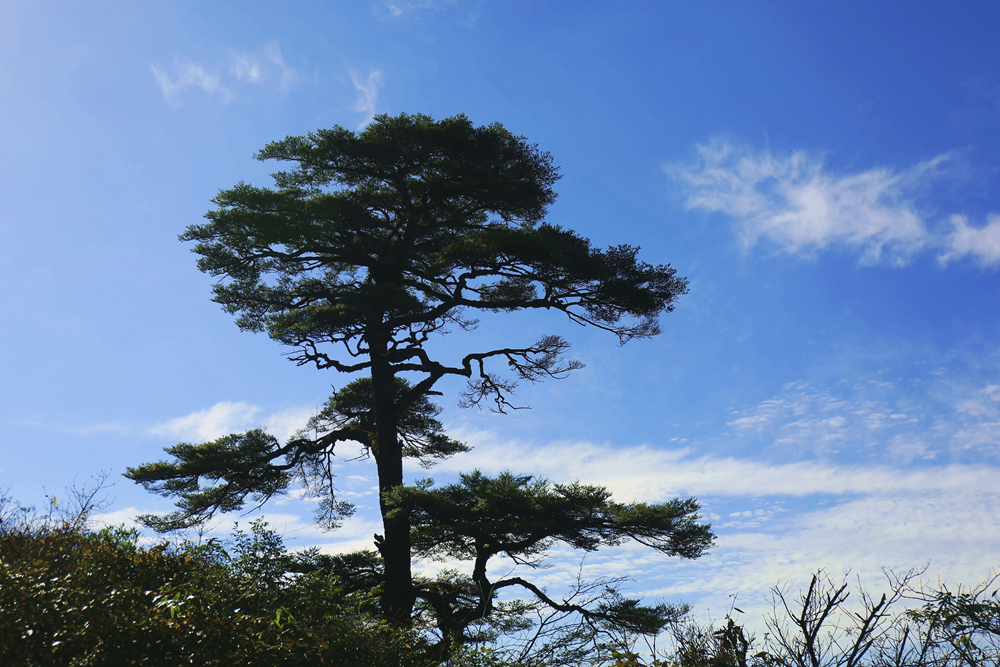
[134,112,689,621]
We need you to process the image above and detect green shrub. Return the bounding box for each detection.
[0,518,428,666]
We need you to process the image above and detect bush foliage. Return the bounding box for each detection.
[0,508,427,666]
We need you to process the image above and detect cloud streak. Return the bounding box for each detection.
[435,431,1000,501]
[151,42,301,106]
[671,142,1000,268]
[660,487,1000,625]
[415,357,1000,619]
[726,372,1000,462]
[349,68,383,128]
[376,0,469,21]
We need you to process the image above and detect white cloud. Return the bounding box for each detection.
[412,359,1000,622]
[685,489,1000,624]
[226,43,300,89]
[885,433,937,463]
[261,406,320,442]
[668,142,1000,267]
[147,401,260,441]
[422,430,1000,623]
[724,374,1000,461]
[146,402,316,443]
[23,401,316,444]
[349,68,383,128]
[55,421,131,437]
[949,419,1000,453]
[723,381,915,458]
[113,385,1000,634]
[89,506,144,529]
[310,515,384,555]
[940,213,1000,267]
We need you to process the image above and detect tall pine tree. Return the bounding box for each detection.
[132,113,690,622]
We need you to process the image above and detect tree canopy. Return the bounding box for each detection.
[136,112,691,622]
[183,112,687,409]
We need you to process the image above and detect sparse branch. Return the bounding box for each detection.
[760,568,931,667]
[494,577,599,621]
[124,428,349,532]
[457,335,584,412]
[126,377,468,532]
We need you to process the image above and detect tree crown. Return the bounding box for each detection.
[390,471,714,566]
[182,112,688,410]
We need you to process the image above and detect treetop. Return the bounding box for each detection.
[179,113,688,410]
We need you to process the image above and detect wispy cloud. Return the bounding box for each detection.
[21,401,315,444]
[724,380,924,459]
[151,42,301,107]
[407,351,1000,618]
[725,370,1000,462]
[664,487,1000,625]
[55,421,132,437]
[152,61,233,107]
[89,506,145,530]
[670,142,938,265]
[670,142,1000,268]
[112,374,1000,627]
[229,54,262,83]
[375,0,478,23]
[348,68,383,128]
[261,42,300,91]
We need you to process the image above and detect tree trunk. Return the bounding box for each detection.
[369,337,414,624]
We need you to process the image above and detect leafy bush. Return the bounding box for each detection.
[0,508,429,666]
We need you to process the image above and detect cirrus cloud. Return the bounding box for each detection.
[670,141,1000,268]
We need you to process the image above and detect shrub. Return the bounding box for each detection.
[0,514,428,666]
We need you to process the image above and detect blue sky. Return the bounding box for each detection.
[3,1,1000,622]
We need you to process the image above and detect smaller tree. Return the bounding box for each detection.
[656,567,1000,667]
[386,471,714,661]
[763,570,904,667]
[905,571,1000,666]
